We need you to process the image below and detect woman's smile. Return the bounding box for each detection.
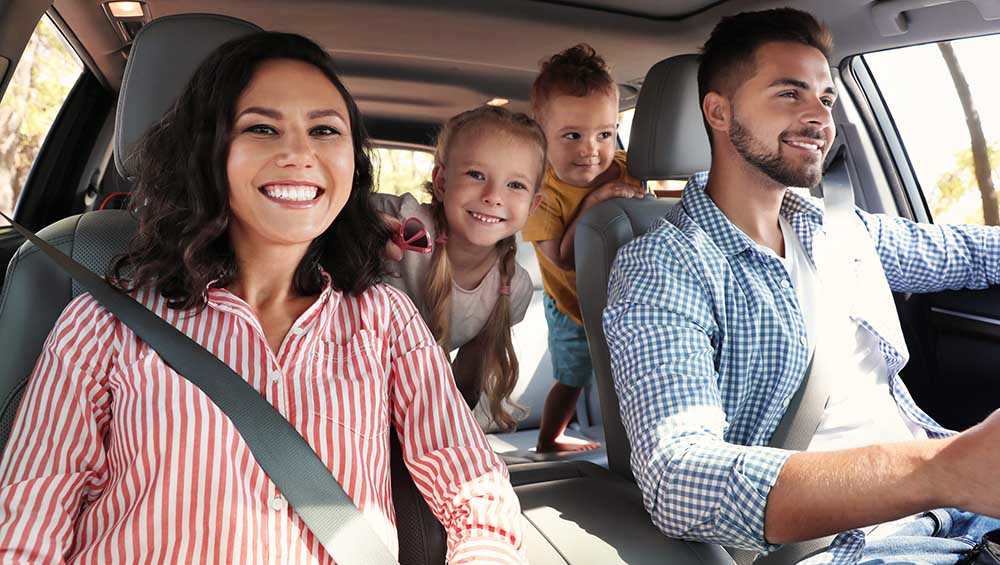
[258,181,326,208]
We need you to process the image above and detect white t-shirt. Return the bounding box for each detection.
[772,217,926,452]
[373,193,533,352]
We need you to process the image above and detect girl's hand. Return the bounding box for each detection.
[380,213,404,261]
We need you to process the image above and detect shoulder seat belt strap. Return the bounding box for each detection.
[727,147,856,565]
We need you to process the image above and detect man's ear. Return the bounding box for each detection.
[702,92,732,137]
[431,165,446,200]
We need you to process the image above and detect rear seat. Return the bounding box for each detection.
[483,237,608,466]
[95,157,608,466]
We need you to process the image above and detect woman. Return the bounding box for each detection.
[0,32,525,564]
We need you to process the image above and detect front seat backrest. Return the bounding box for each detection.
[0,211,136,450]
[575,53,710,480]
[0,13,261,457]
[627,53,710,180]
[576,197,679,480]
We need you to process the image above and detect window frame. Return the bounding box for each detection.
[46,8,110,91]
[845,33,1000,225]
[0,10,99,229]
[14,70,114,230]
[846,54,931,223]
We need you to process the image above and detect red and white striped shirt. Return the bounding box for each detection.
[0,281,525,564]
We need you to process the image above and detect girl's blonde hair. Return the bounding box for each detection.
[424,105,547,431]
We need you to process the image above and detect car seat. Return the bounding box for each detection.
[575,53,709,481]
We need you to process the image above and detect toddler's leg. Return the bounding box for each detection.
[537,294,600,453]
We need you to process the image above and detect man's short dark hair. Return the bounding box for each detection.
[698,8,833,143]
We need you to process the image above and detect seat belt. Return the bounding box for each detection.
[727,147,856,565]
[0,211,398,565]
[770,146,855,454]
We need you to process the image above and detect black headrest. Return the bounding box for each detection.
[114,14,261,180]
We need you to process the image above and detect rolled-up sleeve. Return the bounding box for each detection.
[859,210,1000,293]
[603,231,792,551]
[383,287,526,564]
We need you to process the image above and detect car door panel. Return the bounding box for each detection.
[896,287,1000,430]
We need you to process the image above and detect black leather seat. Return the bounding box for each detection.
[0,210,136,448]
[0,13,261,459]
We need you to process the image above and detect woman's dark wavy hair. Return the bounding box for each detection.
[111,32,389,309]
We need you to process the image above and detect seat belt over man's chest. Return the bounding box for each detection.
[728,147,861,565]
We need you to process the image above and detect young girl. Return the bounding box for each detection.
[375,106,546,431]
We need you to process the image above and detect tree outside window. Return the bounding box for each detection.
[867,35,1000,225]
[0,15,83,225]
[372,147,434,203]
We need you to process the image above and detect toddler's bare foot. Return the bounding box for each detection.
[536,434,600,453]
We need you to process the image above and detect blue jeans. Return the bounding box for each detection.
[811,509,1000,565]
[542,293,594,388]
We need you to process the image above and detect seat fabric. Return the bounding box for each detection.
[575,53,707,479]
[575,197,680,480]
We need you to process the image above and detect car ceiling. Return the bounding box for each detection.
[30,0,1000,139]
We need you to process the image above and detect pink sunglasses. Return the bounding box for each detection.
[391,216,434,254]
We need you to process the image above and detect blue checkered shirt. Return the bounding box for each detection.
[603,172,1000,561]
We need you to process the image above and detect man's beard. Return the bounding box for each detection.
[729,114,824,189]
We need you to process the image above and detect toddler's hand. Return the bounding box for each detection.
[588,181,646,205]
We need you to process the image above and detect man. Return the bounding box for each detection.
[604,8,1000,564]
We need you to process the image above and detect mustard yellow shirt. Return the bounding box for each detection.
[521,150,641,325]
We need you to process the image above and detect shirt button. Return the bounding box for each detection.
[271,495,288,512]
[780,279,791,289]
[799,335,808,346]
[291,326,306,336]
[269,370,281,383]
[782,397,792,409]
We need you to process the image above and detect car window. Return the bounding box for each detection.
[0,14,83,225]
[866,35,1000,225]
[372,146,434,203]
[618,108,636,150]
